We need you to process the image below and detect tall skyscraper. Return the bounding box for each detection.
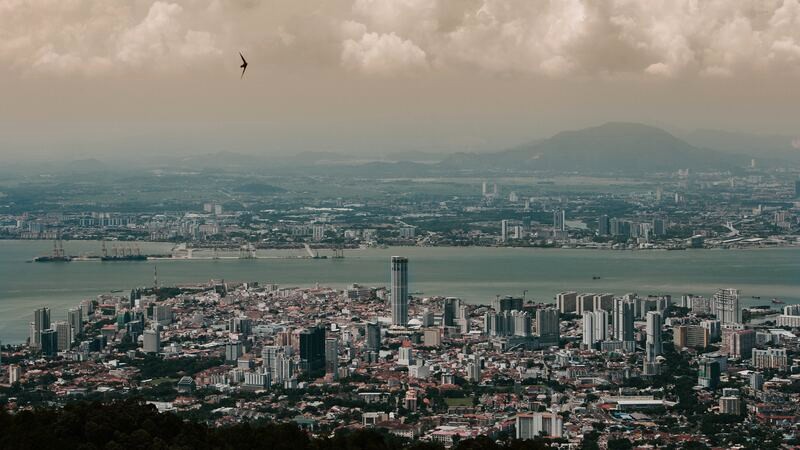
[324,337,339,375]
[390,256,409,326]
[365,322,381,351]
[698,358,721,390]
[494,296,523,312]
[300,326,326,375]
[143,329,162,354]
[582,313,597,348]
[593,310,608,343]
[646,311,663,362]
[556,292,577,314]
[652,217,666,236]
[500,220,509,242]
[598,214,610,236]
[67,307,82,340]
[712,288,741,324]
[553,209,566,232]
[536,308,560,346]
[443,297,459,327]
[30,307,51,349]
[55,321,72,351]
[40,329,58,357]
[612,298,635,343]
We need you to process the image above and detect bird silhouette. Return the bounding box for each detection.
[239,52,248,79]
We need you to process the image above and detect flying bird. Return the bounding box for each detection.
[239,52,248,79]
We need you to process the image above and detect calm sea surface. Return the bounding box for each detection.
[1,240,798,343]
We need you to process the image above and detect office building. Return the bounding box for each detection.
[467,359,482,383]
[55,321,72,351]
[262,345,280,383]
[674,325,709,349]
[365,322,381,351]
[553,209,566,232]
[712,288,741,325]
[143,329,161,354]
[324,337,339,375]
[153,305,172,326]
[398,342,414,366]
[501,220,509,242]
[728,329,755,359]
[40,329,58,357]
[645,311,663,362]
[536,308,560,346]
[698,358,721,390]
[230,317,253,336]
[299,326,326,375]
[424,328,442,347]
[701,320,721,341]
[494,296,523,312]
[612,298,635,343]
[421,308,434,327]
[390,256,409,326]
[652,217,666,236]
[750,372,764,391]
[598,214,610,236]
[30,307,51,349]
[443,297,459,327]
[224,341,243,362]
[67,307,82,340]
[8,365,22,384]
[516,412,563,439]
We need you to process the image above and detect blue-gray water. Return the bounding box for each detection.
[1,240,798,343]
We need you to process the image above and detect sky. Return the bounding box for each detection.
[1,0,800,160]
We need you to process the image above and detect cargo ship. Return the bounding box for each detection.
[101,254,148,261]
[33,240,72,262]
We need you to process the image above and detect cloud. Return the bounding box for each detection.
[116,2,220,67]
[341,31,428,75]
[3,0,800,78]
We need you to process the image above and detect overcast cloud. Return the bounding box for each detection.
[1,0,799,158]
[3,0,800,78]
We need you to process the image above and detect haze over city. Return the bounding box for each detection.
[2,0,800,160]
[2,2,800,450]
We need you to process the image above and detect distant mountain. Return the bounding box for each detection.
[175,151,264,170]
[382,150,449,162]
[440,122,741,173]
[681,129,800,164]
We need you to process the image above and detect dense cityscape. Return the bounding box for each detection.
[2,252,800,449]
[2,164,799,254]
[5,1,800,449]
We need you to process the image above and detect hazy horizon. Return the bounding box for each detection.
[2,1,800,161]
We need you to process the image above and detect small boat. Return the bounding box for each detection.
[592,276,601,280]
[751,296,761,299]
[772,298,785,304]
[110,289,124,293]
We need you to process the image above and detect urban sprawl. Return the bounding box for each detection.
[3,255,800,449]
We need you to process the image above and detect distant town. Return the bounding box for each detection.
[1,254,798,449]
[3,165,799,256]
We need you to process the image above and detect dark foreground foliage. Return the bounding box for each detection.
[0,400,554,450]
